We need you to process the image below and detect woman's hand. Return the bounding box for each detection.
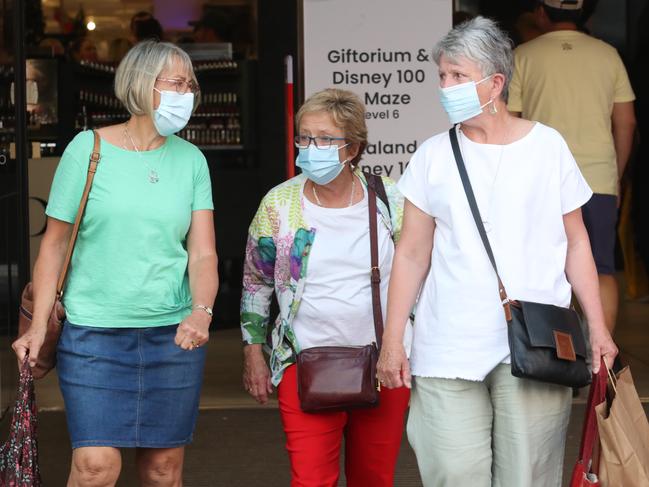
[175,310,211,350]
[243,344,273,404]
[12,324,47,369]
[377,340,411,389]
[589,323,618,374]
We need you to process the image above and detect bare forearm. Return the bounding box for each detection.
[188,254,219,308]
[613,125,635,178]
[565,239,606,331]
[383,250,430,344]
[31,241,68,328]
[612,102,636,179]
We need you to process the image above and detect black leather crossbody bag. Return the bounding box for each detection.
[449,127,591,388]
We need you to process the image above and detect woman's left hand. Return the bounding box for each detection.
[589,323,618,374]
[175,310,211,351]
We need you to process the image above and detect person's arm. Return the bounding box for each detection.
[612,101,636,180]
[175,210,218,350]
[563,208,618,373]
[12,218,72,366]
[377,199,435,388]
[241,200,277,404]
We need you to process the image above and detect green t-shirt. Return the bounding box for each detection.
[46,130,214,328]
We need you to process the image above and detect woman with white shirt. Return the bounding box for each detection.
[240,88,410,486]
[376,17,618,487]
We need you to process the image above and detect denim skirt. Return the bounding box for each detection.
[57,321,206,449]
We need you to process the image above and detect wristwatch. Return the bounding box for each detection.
[193,304,213,317]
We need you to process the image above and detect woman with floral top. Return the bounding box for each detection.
[240,88,410,486]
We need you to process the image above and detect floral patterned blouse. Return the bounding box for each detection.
[240,169,404,385]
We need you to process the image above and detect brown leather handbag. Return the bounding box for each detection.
[17,130,101,379]
[296,174,387,413]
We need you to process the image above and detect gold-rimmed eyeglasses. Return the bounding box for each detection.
[156,77,200,95]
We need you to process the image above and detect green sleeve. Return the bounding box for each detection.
[45,131,93,223]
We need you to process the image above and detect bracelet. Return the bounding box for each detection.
[193,304,213,317]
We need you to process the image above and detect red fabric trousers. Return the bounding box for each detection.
[278,364,410,487]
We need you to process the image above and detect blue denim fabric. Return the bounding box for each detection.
[57,322,206,449]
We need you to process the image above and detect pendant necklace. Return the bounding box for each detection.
[123,124,164,184]
[459,122,509,233]
[312,174,356,207]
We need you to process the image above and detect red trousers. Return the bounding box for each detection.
[278,364,410,487]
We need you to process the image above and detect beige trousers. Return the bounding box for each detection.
[407,364,572,487]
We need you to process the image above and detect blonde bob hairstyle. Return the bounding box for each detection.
[114,40,200,116]
[296,88,368,168]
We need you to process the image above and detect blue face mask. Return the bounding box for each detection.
[296,144,349,185]
[438,76,493,124]
[153,89,194,136]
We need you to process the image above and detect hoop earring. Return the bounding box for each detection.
[489,101,498,115]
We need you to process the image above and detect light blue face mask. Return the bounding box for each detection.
[438,76,493,124]
[153,89,194,136]
[296,144,349,186]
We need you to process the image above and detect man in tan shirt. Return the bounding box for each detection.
[508,0,637,334]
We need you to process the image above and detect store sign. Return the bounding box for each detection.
[302,0,452,179]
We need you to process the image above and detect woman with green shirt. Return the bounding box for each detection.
[13,41,218,486]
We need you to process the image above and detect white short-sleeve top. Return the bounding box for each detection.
[397,123,592,381]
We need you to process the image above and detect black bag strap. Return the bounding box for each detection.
[366,174,384,349]
[448,127,512,321]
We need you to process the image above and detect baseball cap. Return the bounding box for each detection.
[542,0,583,9]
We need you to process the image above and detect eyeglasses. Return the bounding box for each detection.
[156,77,200,95]
[294,135,346,150]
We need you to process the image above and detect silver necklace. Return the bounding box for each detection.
[123,125,162,184]
[312,175,356,207]
[458,122,509,233]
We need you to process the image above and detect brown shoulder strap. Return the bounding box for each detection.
[56,130,101,298]
[366,175,384,350]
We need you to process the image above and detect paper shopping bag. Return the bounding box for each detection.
[596,366,649,487]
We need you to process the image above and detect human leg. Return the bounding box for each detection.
[136,447,184,487]
[407,376,493,487]
[68,447,121,487]
[488,364,572,487]
[278,365,346,487]
[344,386,410,486]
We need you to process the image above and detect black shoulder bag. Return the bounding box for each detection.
[449,127,591,388]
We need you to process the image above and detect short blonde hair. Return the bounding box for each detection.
[114,40,200,116]
[296,88,368,168]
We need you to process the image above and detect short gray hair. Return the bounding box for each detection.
[115,40,199,116]
[433,17,514,101]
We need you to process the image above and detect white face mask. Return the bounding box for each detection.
[152,88,194,136]
[438,75,493,124]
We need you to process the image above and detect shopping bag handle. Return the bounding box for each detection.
[577,359,608,470]
[604,360,618,395]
